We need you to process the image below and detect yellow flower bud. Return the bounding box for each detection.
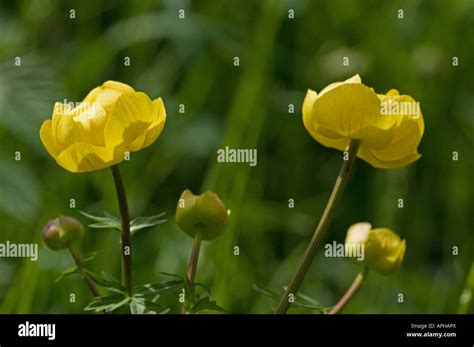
[39,81,166,173]
[42,216,84,251]
[302,74,424,168]
[345,222,406,275]
[176,189,230,241]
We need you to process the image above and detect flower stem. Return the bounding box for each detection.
[275,139,360,314]
[182,229,203,314]
[67,244,100,298]
[187,230,203,284]
[111,164,133,297]
[329,268,368,314]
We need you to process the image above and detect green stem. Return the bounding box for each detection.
[329,268,368,314]
[67,244,101,298]
[111,164,133,297]
[275,139,360,314]
[182,229,203,314]
[187,230,203,284]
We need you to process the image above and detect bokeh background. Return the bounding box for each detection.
[0,0,473,314]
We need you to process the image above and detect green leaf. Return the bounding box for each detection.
[135,279,183,295]
[84,294,130,313]
[129,295,146,314]
[159,272,185,280]
[55,266,78,283]
[194,282,212,295]
[252,283,280,302]
[191,296,226,313]
[85,270,126,294]
[80,211,167,235]
[290,302,331,313]
[82,251,100,263]
[130,212,167,235]
[297,292,322,307]
[80,211,121,231]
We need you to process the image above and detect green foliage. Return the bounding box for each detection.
[80,211,167,235]
[252,284,330,313]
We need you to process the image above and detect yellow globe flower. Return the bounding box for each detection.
[40,81,166,173]
[345,222,406,275]
[303,74,424,168]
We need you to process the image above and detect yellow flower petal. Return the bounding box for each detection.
[142,98,167,149]
[50,111,80,152]
[83,80,135,106]
[358,144,421,169]
[104,92,155,149]
[318,74,362,98]
[39,120,61,157]
[312,83,382,139]
[55,142,124,173]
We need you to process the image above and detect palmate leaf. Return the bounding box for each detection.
[191,296,226,314]
[80,211,167,235]
[134,279,183,295]
[129,295,146,314]
[84,270,126,294]
[130,212,167,234]
[84,294,131,313]
[80,211,121,230]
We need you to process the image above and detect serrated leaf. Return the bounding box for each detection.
[130,212,167,235]
[80,211,121,231]
[80,211,166,235]
[135,279,183,295]
[55,266,78,283]
[85,270,126,294]
[191,296,226,313]
[84,294,130,313]
[130,296,146,314]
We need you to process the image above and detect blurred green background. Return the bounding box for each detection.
[0,0,473,314]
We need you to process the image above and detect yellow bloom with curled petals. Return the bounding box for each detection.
[345,222,406,275]
[303,74,424,168]
[40,81,166,173]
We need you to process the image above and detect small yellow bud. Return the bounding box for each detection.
[176,189,229,241]
[41,216,84,251]
[345,222,406,275]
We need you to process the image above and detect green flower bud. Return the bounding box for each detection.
[345,222,406,275]
[176,189,230,241]
[41,216,84,251]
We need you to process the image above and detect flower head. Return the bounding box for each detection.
[176,189,230,241]
[303,75,424,168]
[42,215,84,251]
[40,81,166,172]
[345,222,406,275]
